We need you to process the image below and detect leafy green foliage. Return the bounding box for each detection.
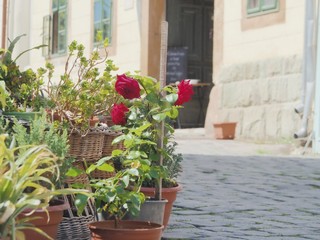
[11,112,73,187]
[0,135,60,239]
[42,40,119,133]
[112,74,183,190]
[0,34,47,111]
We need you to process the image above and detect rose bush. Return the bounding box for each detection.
[109,74,194,192]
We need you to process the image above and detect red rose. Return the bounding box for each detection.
[175,80,194,106]
[115,74,141,99]
[111,103,129,125]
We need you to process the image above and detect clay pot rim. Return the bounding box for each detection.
[89,220,164,231]
[22,199,69,214]
[140,183,182,193]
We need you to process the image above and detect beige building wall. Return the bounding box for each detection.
[206,0,305,141]
[7,0,143,80]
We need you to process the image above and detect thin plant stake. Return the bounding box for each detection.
[155,20,168,201]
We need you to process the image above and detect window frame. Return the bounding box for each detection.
[51,0,68,56]
[242,0,285,31]
[247,0,279,17]
[93,0,113,46]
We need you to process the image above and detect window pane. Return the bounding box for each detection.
[59,10,66,30]
[247,0,260,14]
[262,0,277,10]
[94,0,113,44]
[52,0,58,10]
[52,11,59,54]
[102,0,111,18]
[248,0,259,8]
[59,0,67,7]
[58,32,66,53]
[51,0,67,55]
[102,21,111,40]
[94,0,102,22]
[94,23,101,42]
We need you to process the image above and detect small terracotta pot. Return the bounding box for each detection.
[140,184,182,229]
[89,220,163,240]
[213,122,237,139]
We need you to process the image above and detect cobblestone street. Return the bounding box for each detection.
[162,154,320,240]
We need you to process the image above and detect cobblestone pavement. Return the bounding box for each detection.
[162,154,320,240]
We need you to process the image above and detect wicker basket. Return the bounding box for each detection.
[57,176,96,240]
[102,130,124,157]
[56,194,96,240]
[64,161,90,185]
[56,215,94,240]
[84,130,124,180]
[68,131,104,161]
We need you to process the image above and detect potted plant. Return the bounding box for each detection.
[0,34,47,118]
[107,74,193,228]
[139,141,183,228]
[79,156,164,240]
[0,134,87,240]
[42,38,117,134]
[0,112,91,240]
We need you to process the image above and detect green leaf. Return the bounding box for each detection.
[86,164,97,174]
[127,151,142,159]
[165,94,178,104]
[75,194,89,215]
[167,107,179,119]
[149,168,159,178]
[146,92,159,103]
[128,168,139,176]
[97,163,114,172]
[112,149,123,156]
[130,123,152,136]
[66,166,83,177]
[152,113,166,122]
[122,175,129,187]
[96,156,113,166]
[128,110,137,120]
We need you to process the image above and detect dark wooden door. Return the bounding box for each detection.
[167,0,213,128]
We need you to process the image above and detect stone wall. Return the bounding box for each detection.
[215,55,303,141]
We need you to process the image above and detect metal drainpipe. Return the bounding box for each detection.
[294,0,316,138]
[313,0,320,153]
[1,0,8,49]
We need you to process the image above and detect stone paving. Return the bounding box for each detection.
[162,154,320,240]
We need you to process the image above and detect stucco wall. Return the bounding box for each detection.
[0,0,3,47]
[205,0,305,141]
[8,0,142,77]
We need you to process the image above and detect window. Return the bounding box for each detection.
[94,0,113,45]
[242,0,285,31]
[52,0,67,54]
[247,0,279,16]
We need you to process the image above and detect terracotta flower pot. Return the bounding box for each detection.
[140,184,182,229]
[213,122,237,139]
[89,220,163,240]
[20,200,69,240]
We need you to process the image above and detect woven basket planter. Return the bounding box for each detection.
[86,130,124,180]
[102,130,124,157]
[56,195,96,240]
[68,130,104,161]
[64,161,90,185]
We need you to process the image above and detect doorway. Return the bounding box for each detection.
[166,0,213,128]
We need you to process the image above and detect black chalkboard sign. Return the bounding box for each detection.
[166,47,188,84]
